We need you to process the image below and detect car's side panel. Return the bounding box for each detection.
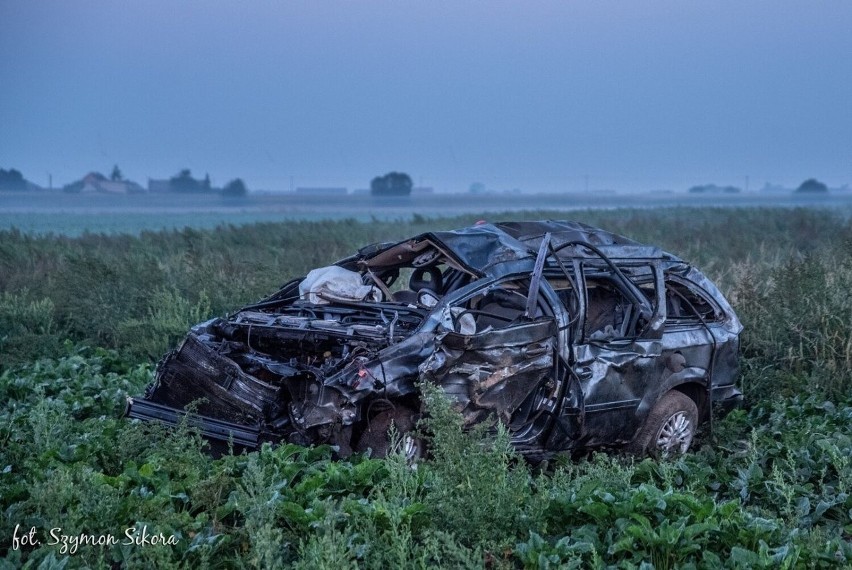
[573,339,664,446]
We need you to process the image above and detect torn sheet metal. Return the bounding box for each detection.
[419,319,557,425]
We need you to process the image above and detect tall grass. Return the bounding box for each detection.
[730,240,852,399]
[2,207,851,395]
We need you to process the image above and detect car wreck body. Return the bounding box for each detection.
[127,220,743,459]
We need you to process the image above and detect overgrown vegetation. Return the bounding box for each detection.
[1,208,851,567]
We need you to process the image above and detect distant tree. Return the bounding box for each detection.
[795,178,828,193]
[110,164,123,181]
[0,168,27,191]
[169,169,204,193]
[222,178,248,197]
[469,182,486,194]
[62,180,84,193]
[370,171,413,197]
[203,173,211,191]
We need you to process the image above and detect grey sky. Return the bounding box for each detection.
[1,1,850,192]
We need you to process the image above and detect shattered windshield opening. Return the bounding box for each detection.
[356,240,477,307]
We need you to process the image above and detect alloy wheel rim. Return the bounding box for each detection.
[402,435,422,468]
[656,411,693,454]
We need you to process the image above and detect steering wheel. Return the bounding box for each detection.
[409,266,443,293]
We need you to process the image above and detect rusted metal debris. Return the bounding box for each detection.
[127,220,742,459]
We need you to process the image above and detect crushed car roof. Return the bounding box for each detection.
[355,220,681,276]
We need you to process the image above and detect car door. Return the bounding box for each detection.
[417,273,557,430]
[418,237,578,455]
[572,260,666,447]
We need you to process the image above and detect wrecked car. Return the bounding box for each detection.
[127,220,742,460]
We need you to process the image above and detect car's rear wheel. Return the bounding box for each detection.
[629,390,698,457]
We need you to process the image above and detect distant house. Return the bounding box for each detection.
[295,187,348,196]
[411,186,434,195]
[64,172,144,193]
[80,172,145,194]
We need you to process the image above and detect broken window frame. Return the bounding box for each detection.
[663,274,725,326]
[443,273,556,331]
[577,259,664,344]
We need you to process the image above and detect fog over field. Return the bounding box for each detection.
[2,190,852,235]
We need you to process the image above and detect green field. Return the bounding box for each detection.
[1,208,851,568]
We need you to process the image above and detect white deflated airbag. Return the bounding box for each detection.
[299,266,381,304]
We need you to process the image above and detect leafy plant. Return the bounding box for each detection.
[2,209,852,567]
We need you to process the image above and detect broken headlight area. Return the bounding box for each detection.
[130,302,427,452]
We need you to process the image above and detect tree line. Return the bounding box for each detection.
[166,169,247,196]
[0,166,248,196]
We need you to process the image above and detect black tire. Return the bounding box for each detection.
[629,390,698,457]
